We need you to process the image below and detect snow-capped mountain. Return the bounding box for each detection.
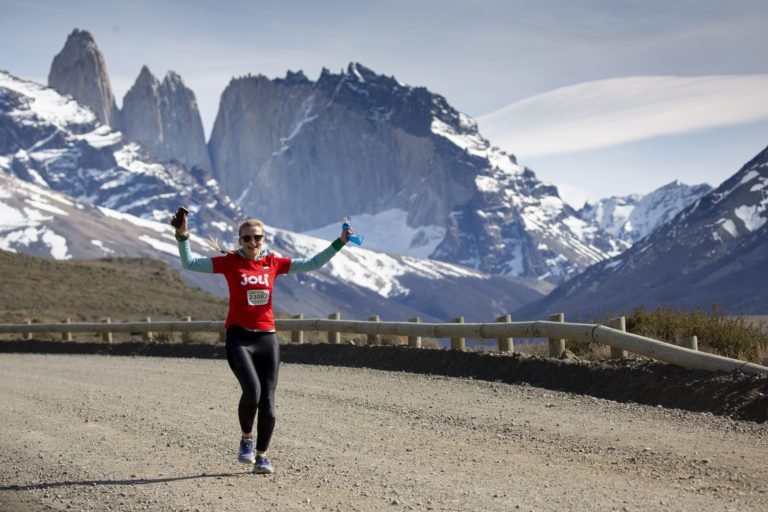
[0,170,544,322]
[578,181,712,244]
[516,145,768,318]
[0,70,238,237]
[208,63,627,282]
[40,29,625,284]
[15,27,747,324]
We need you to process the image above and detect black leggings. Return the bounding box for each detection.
[225,326,280,453]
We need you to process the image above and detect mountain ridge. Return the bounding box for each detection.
[39,30,714,286]
[516,145,768,318]
[579,180,713,244]
[207,63,627,281]
[6,28,760,320]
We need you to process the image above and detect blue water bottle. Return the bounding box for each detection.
[342,217,364,246]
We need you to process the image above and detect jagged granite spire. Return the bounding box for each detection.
[121,66,163,147]
[48,29,120,129]
[122,67,212,172]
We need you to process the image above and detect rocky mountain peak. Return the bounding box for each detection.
[162,70,184,90]
[579,180,712,244]
[282,70,310,85]
[346,62,393,84]
[48,28,120,129]
[121,66,211,172]
[64,28,95,46]
[208,64,621,282]
[135,65,157,86]
[0,70,239,237]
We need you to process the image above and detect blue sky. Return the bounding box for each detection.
[2,0,768,205]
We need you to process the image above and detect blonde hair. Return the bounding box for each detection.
[206,218,265,254]
[238,219,265,236]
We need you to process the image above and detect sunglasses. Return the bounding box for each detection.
[240,234,264,243]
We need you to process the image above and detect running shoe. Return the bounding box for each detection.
[253,455,274,474]
[237,437,255,464]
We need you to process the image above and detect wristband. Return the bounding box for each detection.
[175,231,190,242]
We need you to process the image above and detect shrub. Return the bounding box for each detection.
[622,305,768,363]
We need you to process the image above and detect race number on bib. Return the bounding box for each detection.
[247,289,270,306]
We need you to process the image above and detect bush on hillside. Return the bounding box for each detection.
[624,305,768,363]
[567,305,768,363]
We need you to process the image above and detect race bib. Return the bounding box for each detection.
[247,289,270,306]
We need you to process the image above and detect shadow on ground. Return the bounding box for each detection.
[0,472,246,492]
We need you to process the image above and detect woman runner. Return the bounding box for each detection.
[172,211,352,474]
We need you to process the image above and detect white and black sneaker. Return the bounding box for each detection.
[237,437,255,464]
[253,455,274,474]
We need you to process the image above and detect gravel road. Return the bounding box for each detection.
[1,353,767,511]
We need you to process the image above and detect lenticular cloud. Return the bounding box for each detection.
[478,74,768,157]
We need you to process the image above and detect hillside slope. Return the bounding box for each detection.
[0,249,228,324]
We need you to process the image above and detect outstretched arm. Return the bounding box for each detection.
[288,226,354,273]
[172,212,214,273]
[288,238,346,273]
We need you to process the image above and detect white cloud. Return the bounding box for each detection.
[478,75,768,158]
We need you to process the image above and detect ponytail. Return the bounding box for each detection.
[205,236,227,254]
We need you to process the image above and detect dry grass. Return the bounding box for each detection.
[565,305,768,364]
[0,249,228,330]
[744,316,768,335]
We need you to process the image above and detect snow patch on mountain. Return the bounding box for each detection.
[138,234,183,256]
[91,239,114,254]
[0,71,96,128]
[519,197,608,262]
[579,180,712,244]
[0,178,72,258]
[98,206,166,232]
[431,116,520,176]
[26,197,69,216]
[735,205,766,231]
[302,209,446,259]
[718,218,739,238]
[275,226,486,298]
[75,125,122,148]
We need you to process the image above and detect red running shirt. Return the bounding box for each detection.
[211,252,292,331]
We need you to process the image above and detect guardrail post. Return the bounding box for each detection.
[547,313,565,357]
[408,317,422,348]
[607,316,628,358]
[450,317,465,351]
[367,315,381,346]
[328,312,341,344]
[142,316,154,342]
[291,314,304,344]
[63,318,72,341]
[102,318,113,344]
[496,314,513,353]
[181,316,192,343]
[23,319,32,341]
[677,335,698,351]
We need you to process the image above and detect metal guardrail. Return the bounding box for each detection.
[1,316,767,376]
